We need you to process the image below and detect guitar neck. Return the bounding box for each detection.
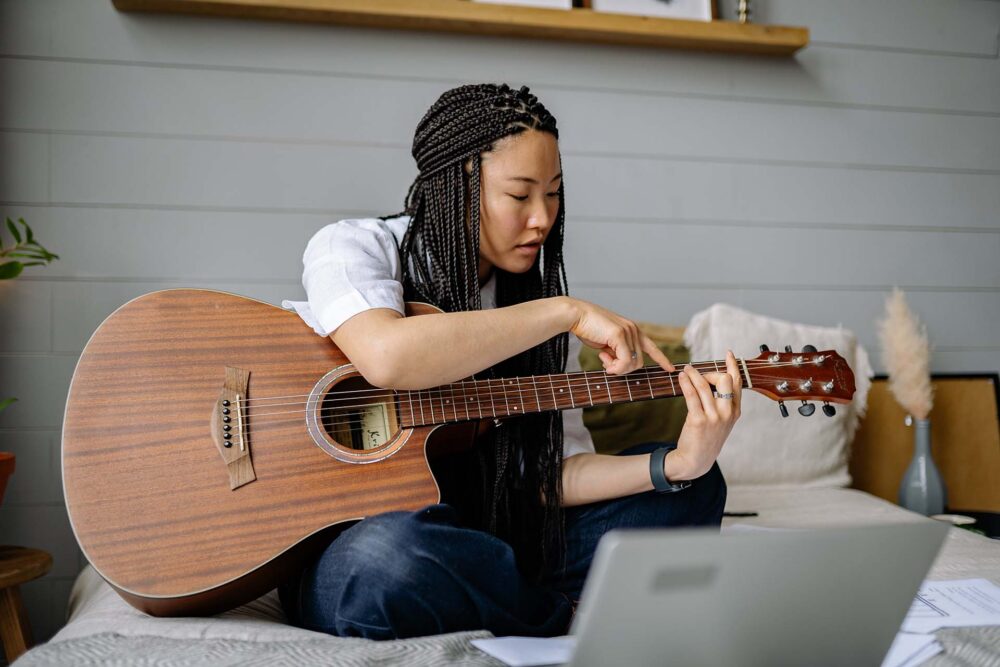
[398,359,748,427]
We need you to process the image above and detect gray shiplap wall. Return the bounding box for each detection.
[0,0,998,644]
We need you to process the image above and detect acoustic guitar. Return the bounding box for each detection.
[62,289,856,616]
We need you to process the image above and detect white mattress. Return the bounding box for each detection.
[33,487,1000,665]
[721,485,1000,583]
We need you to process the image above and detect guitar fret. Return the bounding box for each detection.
[499,378,511,415]
[645,372,655,399]
[407,390,415,426]
[584,372,594,406]
[474,379,484,419]
[624,374,633,402]
[449,383,458,421]
[531,376,542,413]
[488,379,497,418]
[601,375,612,403]
[566,373,576,408]
[549,374,559,411]
[429,389,436,423]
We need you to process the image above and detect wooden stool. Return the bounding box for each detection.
[0,546,52,663]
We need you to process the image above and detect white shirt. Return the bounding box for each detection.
[282,215,595,459]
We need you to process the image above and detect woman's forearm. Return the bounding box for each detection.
[376,296,578,390]
[560,450,695,507]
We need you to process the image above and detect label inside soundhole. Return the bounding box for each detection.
[358,404,390,450]
[320,376,396,452]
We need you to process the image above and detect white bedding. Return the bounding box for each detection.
[23,487,1000,666]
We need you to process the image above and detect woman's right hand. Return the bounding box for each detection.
[565,297,675,376]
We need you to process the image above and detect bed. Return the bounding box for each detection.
[20,306,1000,665]
[13,485,1000,666]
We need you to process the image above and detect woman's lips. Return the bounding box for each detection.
[515,243,541,254]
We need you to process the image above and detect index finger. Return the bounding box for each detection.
[640,334,675,372]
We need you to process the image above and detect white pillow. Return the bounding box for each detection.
[683,303,874,488]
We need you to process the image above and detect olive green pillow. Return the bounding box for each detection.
[578,322,690,455]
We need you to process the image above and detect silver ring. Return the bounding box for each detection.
[716,392,735,400]
[631,352,637,360]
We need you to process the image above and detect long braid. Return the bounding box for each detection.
[381,83,569,579]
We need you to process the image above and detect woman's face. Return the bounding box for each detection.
[472,130,562,285]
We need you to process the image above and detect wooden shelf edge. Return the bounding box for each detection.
[111,0,810,56]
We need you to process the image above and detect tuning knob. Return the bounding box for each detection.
[778,400,789,418]
[785,345,793,353]
[822,402,837,417]
[803,344,818,353]
[798,401,815,417]
[760,344,770,353]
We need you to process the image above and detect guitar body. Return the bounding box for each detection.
[62,289,474,616]
[63,288,857,617]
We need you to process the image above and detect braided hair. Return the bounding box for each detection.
[380,83,569,580]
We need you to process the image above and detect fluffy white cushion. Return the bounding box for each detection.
[683,303,873,488]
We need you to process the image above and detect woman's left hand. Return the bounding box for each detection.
[667,349,743,480]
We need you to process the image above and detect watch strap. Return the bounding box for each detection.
[650,444,693,493]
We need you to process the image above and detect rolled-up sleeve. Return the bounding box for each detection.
[282,218,405,336]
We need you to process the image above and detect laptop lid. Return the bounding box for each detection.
[568,521,949,667]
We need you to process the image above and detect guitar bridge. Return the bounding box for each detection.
[210,366,256,490]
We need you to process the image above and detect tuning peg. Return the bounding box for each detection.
[759,344,770,353]
[822,402,836,417]
[778,400,789,418]
[798,401,815,417]
[785,345,793,353]
[802,344,818,353]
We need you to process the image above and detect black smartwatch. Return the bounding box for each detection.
[649,444,693,493]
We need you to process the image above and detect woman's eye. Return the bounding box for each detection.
[508,193,559,201]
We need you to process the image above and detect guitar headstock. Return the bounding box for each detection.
[746,344,856,418]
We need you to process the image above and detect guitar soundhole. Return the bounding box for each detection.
[320,376,397,452]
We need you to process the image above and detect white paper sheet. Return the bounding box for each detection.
[902,578,1000,633]
[880,632,942,667]
[470,636,575,667]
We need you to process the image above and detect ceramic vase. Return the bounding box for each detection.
[898,417,946,516]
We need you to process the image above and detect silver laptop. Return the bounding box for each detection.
[567,521,949,667]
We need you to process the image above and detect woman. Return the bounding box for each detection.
[279,82,741,640]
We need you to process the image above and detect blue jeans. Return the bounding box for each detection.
[278,441,727,640]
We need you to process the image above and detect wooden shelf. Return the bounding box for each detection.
[111,0,809,56]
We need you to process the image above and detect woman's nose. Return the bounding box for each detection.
[527,207,551,231]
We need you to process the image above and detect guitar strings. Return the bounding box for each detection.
[233,357,822,405]
[243,369,836,422]
[241,363,822,416]
[241,364,835,419]
[244,372,845,430]
[234,358,833,407]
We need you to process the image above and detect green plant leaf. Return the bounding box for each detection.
[5,218,21,244]
[5,250,49,260]
[19,218,34,244]
[0,398,16,412]
[0,261,24,280]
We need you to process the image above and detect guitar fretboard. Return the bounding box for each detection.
[397,361,747,427]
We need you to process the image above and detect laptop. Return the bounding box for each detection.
[566,521,949,667]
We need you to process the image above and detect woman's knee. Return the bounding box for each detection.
[295,512,428,636]
[295,505,485,639]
